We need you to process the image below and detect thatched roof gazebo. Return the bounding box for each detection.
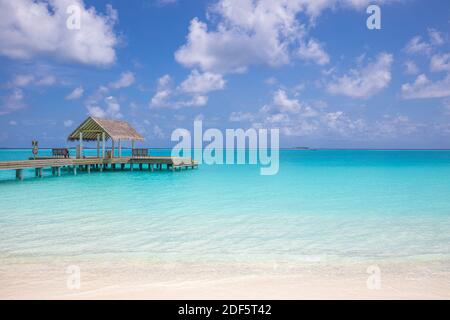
[68,117,144,158]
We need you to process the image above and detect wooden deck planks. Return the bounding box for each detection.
[0,157,198,174]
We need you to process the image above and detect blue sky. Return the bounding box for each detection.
[0,0,449,148]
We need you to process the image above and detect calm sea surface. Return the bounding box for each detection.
[1,149,450,265]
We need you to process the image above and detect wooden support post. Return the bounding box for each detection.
[102,132,106,159]
[97,134,100,158]
[139,163,143,170]
[111,139,115,159]
[121,163,125,170]
[130,163,133,171]
[16,169,23,181]
[79,132,83,159]
[149,164,153,171]
[57,167,61,177]
[112,164,116,170]
[38,168,43,178]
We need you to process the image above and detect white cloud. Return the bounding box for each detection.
[321,111,366,136]
[66,86,84,100]
[404,36,432,55]
[254,100,367,138]
[372,115,419,137]
[35,75,56,86]
[178,95,208,108]
[430,53,450,73]
[174,10,297,74]
[428,28,445,46]
[152,125,165,139]
[64,120,74,127]
[404,28,446,56]
[0,89,25,116]
[404,60,419,75]
[265,77,278,85]
[327,52,393,98]
[11,74,34,87]
[150,74,173,107]
[103,96,122,118]
[150,74,210,109]
[175,0,397,74]
[85,86,122,118]
[9,120,17,125]
[401,74,450,99]
[10,73,57,87]
[229,111,255,122]
[151,89,172,107]
[273,89,301,113]
[109,72,135,89]
[0,0,118,66]
[179,70,226,94]
[297,39,330,65]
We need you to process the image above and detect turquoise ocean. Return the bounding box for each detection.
[1,149,450,267]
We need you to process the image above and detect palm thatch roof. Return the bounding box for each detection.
[67,117,144,141]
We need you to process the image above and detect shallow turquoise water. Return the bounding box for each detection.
[0,149,449,265]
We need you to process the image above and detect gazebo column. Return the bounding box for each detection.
[79,132,83,159]
[111,139,115,159]
[96,134,100,158]
[102,132,106,159]
[118,139,122,158]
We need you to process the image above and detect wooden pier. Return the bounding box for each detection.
[0,156,198,181]
[0,116,198,181]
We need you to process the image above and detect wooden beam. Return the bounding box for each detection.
[78,130,104,133]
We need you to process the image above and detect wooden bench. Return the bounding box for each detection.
[52,148,70,158]
[132,148,149,158]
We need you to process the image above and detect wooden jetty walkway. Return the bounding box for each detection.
[0,116,198,181]
[0,156,198,181]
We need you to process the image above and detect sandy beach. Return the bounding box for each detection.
[1,260,448,299]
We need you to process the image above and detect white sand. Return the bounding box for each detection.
[1,260,449,299]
